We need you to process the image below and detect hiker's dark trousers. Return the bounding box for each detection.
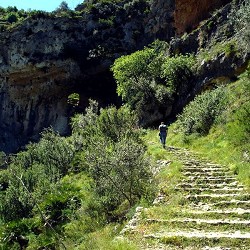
[159,132,166,146]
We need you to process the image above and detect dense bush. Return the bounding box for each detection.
[227,66,250,145]
[176,87,228,136]
[0,129,75,223]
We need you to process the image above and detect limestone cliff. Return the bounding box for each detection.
[0,0,237,152]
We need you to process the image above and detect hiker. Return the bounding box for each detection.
[159,121,167,148]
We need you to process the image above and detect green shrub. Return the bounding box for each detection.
[124,0,150,16]
[0,129,75,222]
[176,86,228,136]
[226,66,250,145]
[0,219,32,249]
[71,101,154,211]
[0,100,155,249]
[98,105,140,142]
[0,183,34,222]
[28,10,50,18]
[98,17,114,27]
[86,137,152,209]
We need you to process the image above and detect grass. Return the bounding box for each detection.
[72,225,139,250]
[143,130,169,161]
[166,123,250,189]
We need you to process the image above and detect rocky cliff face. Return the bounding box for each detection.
[0,17,83,152]
[0,0,234,152]
[174,0,231,34]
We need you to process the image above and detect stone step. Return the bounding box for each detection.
[183,168,230,172]
[186,193,250,203]
[209,200,250,209]
[121,147,250,250]
[176,187,244,194]
[183,170,231,176]
[186,176,237,181]
[179,182,243,189]
[205,163,226,167]
[143,218,250,234]
[147,218,250,226]
[182,162,203,166]
[144,230,250,240]
[170,208,250,220]
[183,171,233,177]
[143,231,250,250]
[182,167,230,172]
[186,177,237,184]
[182,162,223,168]
[186,208,250,216]
[142,245,235,250]
[186,193,249,198]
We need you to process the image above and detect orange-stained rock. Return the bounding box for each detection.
[174,0,231,35]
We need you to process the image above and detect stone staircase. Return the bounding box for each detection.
[120,147,250,249]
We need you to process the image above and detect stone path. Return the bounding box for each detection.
[120,147,250,249]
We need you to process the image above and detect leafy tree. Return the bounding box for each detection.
[6,6,18,12]
[56,1,70,12]
[161,55,195,97]
[0,7,5,14]
[6,13,18,23]
[111,41,195,125]
[111,41,167,123]
[112,47,156,101]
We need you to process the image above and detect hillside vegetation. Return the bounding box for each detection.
[169,65,250,188]
[0,4,77,31]
[0,0,249,249]
[0,102,156,249]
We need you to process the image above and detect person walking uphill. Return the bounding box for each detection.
[159,122,168,148]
